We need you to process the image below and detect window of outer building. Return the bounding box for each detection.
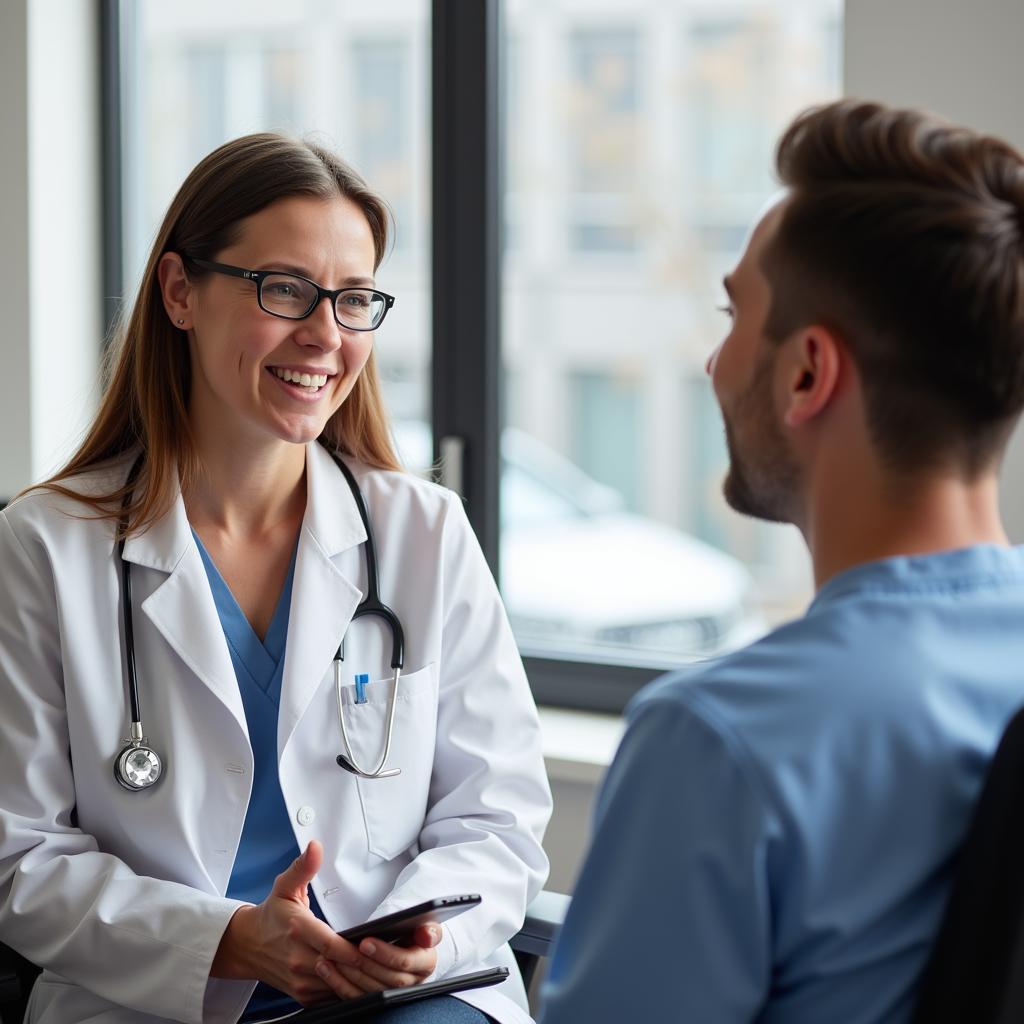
[348,38,412,258]
[565,27,641,256]
[571,371,644,513]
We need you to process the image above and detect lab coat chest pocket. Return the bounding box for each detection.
[341,663,439,859]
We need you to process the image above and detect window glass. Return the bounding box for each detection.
[572,371,644,512]
[122,0,430,425]
[349,38,413,256]
[502,0,841,662]
[566,28,641,255]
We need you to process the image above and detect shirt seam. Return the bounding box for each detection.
[654,686,784,830]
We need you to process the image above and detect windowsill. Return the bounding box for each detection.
[537,705,625,785]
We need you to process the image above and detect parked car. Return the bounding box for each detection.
[393,421,760,660]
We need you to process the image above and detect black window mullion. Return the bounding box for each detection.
[431,0,658,714]
[430,0,502,579]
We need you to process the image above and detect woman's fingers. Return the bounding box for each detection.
[318,958,390,995]
[315,936,437,994]
[317,960,365,1000]
[339,952,419,990]
[360,937,437,976]
[313,927,441,998]
[411,924,443,949]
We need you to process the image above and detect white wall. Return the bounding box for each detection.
[0,0,101,501]
[0,1,32,497]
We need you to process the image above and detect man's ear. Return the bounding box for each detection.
[781,327,842,429]
[157,252,195,329]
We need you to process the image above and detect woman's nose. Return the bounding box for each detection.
[300,296,344,349]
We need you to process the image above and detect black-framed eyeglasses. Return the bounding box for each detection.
[186,257,395,332]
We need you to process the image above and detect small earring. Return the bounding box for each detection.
[176,318,185,326]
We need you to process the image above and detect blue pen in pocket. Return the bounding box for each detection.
[354,673,369,705]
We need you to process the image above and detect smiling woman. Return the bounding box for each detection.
[38,135,401,537]
[160,195,380,456]
[0,133,551,1024]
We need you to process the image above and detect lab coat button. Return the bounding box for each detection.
[297,806,316,826]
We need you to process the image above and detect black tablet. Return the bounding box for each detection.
[337,895,482,946]
[287,967,509,1022]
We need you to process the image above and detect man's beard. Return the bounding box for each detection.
[720,353,800,524]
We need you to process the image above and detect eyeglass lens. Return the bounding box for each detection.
[260,273,386,329]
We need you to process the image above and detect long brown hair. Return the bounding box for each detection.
[763,100,1024,474]
[35,133,401,535]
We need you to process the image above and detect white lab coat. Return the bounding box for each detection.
[0,441,552,1024]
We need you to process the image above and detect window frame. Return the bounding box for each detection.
[430,0,655,711]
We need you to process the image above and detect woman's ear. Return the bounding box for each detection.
[157,252,194,330]
[782,326,842,429]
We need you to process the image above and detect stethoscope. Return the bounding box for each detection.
[113,447,405,792]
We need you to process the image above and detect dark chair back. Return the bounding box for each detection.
[0,943,38,1024]
[912,705,1024,1023]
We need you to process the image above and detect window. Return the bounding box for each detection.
[348,39,412,256]
[571,371,644,512]
[566,28,641,255]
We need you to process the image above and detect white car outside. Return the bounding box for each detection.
[393,421,760,660]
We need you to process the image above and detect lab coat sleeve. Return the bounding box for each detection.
[0,509,250,1024]
[370,491,552,977]
[539,690,778,1023]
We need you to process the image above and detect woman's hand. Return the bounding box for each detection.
[211,840,363,1006]
[314,923,443,998]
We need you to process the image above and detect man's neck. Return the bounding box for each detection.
[802,464,1010,591]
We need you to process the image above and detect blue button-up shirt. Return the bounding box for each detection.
[541,544,1024,1023]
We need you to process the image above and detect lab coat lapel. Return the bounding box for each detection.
[278,442,366,758]
[120,486,248,737]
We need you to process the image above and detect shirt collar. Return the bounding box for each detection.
[809,543,1024,612]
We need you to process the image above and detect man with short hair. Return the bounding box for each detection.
[538,100,1024,1023]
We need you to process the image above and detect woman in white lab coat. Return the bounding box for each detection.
[0,134,552,1024]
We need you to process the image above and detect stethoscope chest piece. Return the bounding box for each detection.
[114,740,163,791]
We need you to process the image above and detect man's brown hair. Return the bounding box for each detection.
[764,100,1024,474]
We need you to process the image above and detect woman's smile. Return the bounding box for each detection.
[266,364,336,401]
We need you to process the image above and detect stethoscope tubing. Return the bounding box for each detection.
[118,454,146,732]
[331,455,405,669]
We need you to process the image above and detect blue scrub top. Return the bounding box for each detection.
[193,531,324,1021]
